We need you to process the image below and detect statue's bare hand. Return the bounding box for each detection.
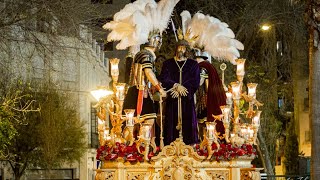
[176,84,188,96]
[170,90,179,98]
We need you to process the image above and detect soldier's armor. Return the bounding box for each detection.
[123,48,158,117]
[132,49,156,90]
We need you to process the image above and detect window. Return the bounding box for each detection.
[104,57,108,67]
[91,103,99,148]
[278,98,284,109]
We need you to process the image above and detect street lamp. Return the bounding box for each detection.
[91,87,114,146]
[90,87,113,101]
[261,24,271,31]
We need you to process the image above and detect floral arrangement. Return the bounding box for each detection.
[96,142,159,163]
[97,142,256,163]
[195,143,257,161]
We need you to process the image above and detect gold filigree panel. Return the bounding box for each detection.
[206,170,230,180]
[127,172,148,180]
[95,171,115,180]
[162,157,194,180]
[240,169,261,180]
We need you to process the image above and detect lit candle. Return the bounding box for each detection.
[252,111,262,126]
[236,59,246,76]
[116,83,126,101]
[231,82,241,99]
[103,129,110,140]
[124,109,135,127]
[206,122,216,139]
[247,83,258,99]
[106,135,112,140]
[98,118,104,125]
[248,128,254,138]
[220,106,230,123]
[110,58,120,77]
[141,123,152,140]
[240,125,249,140]
[226,92,233,105]
[231,133,235,138]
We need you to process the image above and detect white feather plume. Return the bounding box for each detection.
[181,11,244,64]
[103,0,179,50]
[154,0,180,33]
[180,10,191,35]
[113,0,156,21]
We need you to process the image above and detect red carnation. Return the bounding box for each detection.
[236,149,246,156]
[226,143,233,151]
[212,143,218,150]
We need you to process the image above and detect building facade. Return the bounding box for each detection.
[0,1,130,179]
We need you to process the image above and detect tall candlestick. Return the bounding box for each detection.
[220,105,231,123]
[252,111,262,126]
[247,83,258,99]
[124,109,135,127]
[226,92,233,105]
[206,122,216,140]
[231,82,241,100]
[116,83,126,101]
[236,59,246,82]
[110,58,120,86]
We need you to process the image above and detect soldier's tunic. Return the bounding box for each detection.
[123,49,157,117]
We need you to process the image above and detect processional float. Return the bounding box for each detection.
[93,0,263,179]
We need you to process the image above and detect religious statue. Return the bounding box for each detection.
[122,33,167,145]
[159,40,200,145]
[194,49,227,141]
[123,33,166,118]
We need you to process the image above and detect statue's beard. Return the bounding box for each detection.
[176,51,186,59]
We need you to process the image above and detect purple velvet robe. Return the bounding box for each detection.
[159,58,200,145]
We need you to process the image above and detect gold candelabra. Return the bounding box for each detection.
[200,57,262,158]
[215,59,263,147]
[91,58,156,161]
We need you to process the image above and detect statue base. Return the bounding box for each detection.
[95,139,263,180]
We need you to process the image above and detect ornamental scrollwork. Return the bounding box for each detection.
[127,172,148,180]
[205,170,229,180]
